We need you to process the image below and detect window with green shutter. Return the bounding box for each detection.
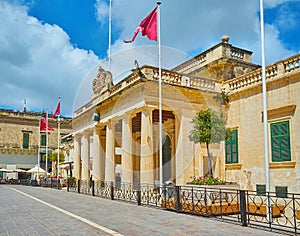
[41,134,46,146]
[256,184,266,196]
[271,121,291,162]
[275,186,288,198]
[225,129,238,164]
[23,132,29,149]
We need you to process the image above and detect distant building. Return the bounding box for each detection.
[72,35,300,194]
[0,109,72,179]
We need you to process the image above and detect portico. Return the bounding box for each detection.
[72,65,217,186]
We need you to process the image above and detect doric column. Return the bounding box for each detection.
[92,128,101,181]
[121,115,133,184]
[105,121,115,182]
[140,108,154,184]
[81,133,90,180]
[73,134,81,180]
[175,109,195,185]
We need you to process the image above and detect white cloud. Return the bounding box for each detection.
[106,0,298,66]
[0,1,100,116]
[94,0,109,24]
[264,0,291,8]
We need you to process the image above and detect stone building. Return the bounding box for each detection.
[72,36,300,194]
[0,109,72,179]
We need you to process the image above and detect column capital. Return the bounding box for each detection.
[141,106,155,116]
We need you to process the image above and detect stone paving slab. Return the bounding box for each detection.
[0,185,281,236]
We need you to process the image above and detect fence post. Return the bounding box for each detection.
[50,178,53,188]
[92,180,95,196]
[240,190,247,226]
[78,180,80,194]
[110,181,114,200]
[67,178,70,192]
[175,186,181,212]
[137,185,141,205]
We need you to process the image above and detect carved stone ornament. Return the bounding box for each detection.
[92,66,113,96]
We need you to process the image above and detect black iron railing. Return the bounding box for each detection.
[65,180,300,235]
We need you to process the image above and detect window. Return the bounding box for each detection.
[23,133,29,149]
[271,121,291,162]
[225,129,238,164]
[256,184,266,196]
[275,186,288,198]
[41,134,46,146]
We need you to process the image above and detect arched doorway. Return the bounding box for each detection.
[162,135,172,183]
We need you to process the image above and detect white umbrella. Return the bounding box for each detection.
[27,165,46,173]
[0,168,13,172]
[13,168,27,173]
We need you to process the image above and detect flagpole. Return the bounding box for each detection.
[38,118,41,185]
[108,0,112,71]
[260,0,271,222]
[157,1,163,187]
[45,109,48,180]
[57,96,61,188]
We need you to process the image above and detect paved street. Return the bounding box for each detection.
[0,185,280,236]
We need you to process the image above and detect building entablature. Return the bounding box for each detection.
[74,65,218,120]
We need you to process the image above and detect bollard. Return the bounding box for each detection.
[240,190,247,226]
[78,180,80,194]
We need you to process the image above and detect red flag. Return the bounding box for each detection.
[40,119,54,131]
[124,7,157,43]
[52,101,60,118]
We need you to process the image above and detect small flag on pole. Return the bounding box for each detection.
[52,101,60,118]
[40,114,54,131]
[124,7,158,43]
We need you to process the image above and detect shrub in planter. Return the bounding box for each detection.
[187,175,225,185]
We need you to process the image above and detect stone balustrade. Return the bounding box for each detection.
[172,54,207,73]
[230,48,244,60]
[227,53,300,93]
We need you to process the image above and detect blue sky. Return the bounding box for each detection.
[1,0,300,116]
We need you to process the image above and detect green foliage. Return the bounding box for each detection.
[189,109,229,176]
[188,175,225,185]
[67,176,77,187]
[189,109,228,145]
[41,152,65,162]
[221,90,229,103]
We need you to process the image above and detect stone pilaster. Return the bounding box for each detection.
[175,109,195,185]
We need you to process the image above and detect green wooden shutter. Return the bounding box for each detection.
[225,129,238,164]
[23,133,29,149]
[271,121,291,162]
[41,134,46,146]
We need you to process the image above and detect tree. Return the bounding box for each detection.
[42,152,65,176]
[189,109,229,176]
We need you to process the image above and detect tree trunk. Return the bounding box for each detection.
[206,142,212,176]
